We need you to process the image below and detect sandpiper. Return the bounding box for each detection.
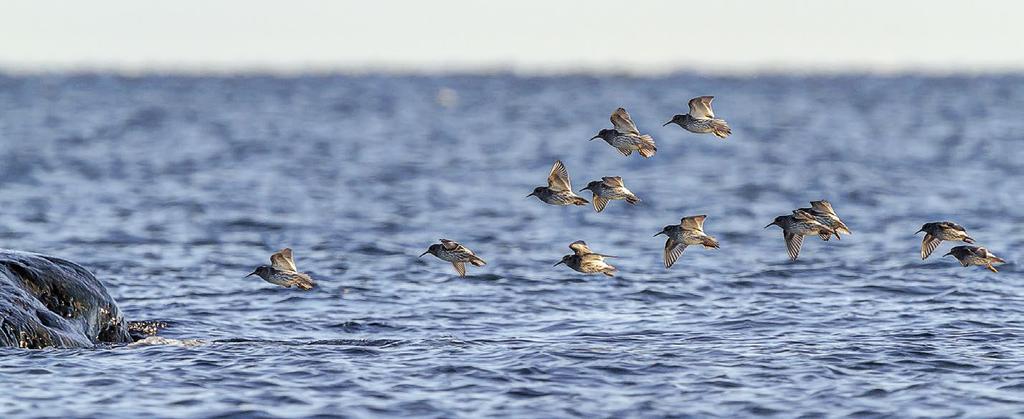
[663,96,732,139]
[654,215,720,269]
[579,176,640,213]
[246,248,316,290]
[944,246,1005,272]
[419,238,486,277]
[799,200,852,240]
[590,108,657,158]
[554,240,617,277]
[916,221,974,260]
[765,210,837,260]
[527,160,589,206]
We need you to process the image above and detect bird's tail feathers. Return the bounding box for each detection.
[638,135,657,158]
[712,120,731,139]
[294,277,316,290]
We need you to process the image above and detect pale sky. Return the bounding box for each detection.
[1,0,1022,74]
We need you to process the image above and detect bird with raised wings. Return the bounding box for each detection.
[654,215,721,269]
[799,200,852,241]
[246,248,316,290]
[554,240,618,277]
[664,96,732,139]
[590,108,657,158]
[527,160,589,206]
[579,176,640,213]
[420,239,487,277]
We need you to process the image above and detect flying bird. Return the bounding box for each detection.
[664,96,732,139]
[527,160,589,206]
[944,246,1005,272]
[554,240,618,277]
[765,210,837,260]
[654,215,720,269]
[916,221,974,260]
[579,176,640,212]
[590,108,657,158]
[246,248,316,290]
[420,239,486,277]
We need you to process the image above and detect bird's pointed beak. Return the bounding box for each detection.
[914,229,924,235]
[526,192,536,198]
[589,135,600,141]
[992,256,1006,263]
[662,121,672,126]
[764,223,775,229]
[553,260,565,267]
[653,231,665,237]
[964,236,976,244]
[942,251,954,257]
[245,270,257,278]
[419,251,430,257]
[579,186,589,192]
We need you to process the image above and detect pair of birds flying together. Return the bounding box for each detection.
[765,201,852,260]
[527,160,640,213]
[917,222,1005,272]
[589,96,732,159]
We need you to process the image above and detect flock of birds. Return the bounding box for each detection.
[245,97,1007,289]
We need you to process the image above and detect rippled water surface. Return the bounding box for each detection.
[0,73,1022,418]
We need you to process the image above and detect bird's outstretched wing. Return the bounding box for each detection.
[610,108,640,135]
[791,209,816,222]
[688,96,716,119]
[921,234,941,260]
[440,239,460,251]
[663,239,687,269]
[271,248,298,271]
[569,240,593,256]
[451,261,467,277]
[547,160,572,192]
[784,232,803,261]
[601,176,625,188]
[810,200,836,216]
[680,215,707,232]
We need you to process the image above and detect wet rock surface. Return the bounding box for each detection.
[0,250,132,348]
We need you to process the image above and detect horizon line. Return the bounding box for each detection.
[3,62,1024,78]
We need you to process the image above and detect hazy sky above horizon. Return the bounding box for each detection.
[2,0,1022,74]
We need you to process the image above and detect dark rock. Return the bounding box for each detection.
[0,250,132,348]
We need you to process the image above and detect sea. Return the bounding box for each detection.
[0,73,1021,418]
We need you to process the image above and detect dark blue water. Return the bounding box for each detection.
[0,73,1022,418]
